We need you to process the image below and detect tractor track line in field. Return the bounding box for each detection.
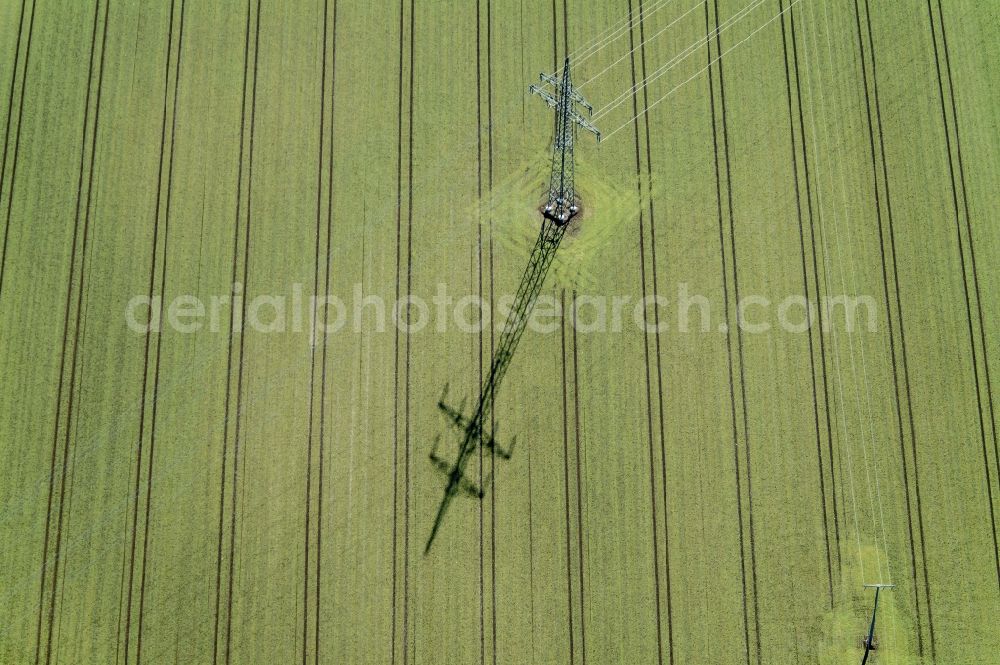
[550,0,558,69]
[46,1,110,663]
[54,293,93,662]
[560,289,577,665]
[777,0,834,608]
[303,0,331,660]
[854,0,930,655]
[787,1,841,584]
[391,0,407,657]
[570,293,588,665]
[135,2,186,659]
[212,0,255,661]
[632,141,667,664]
[475,0,487,658]
[526,426,537,658]
[704,2,756,663]
[0,0,28,204]
[624,1,667,662]
[934,0,999,490]
[639,50,678,665]
[519,0,526,125]
[486,3,497,659]
[711,1,761,659]
[223,1,262,662]
[475,0,501,656]
[925,0,1000,590]
[0,0,30,288]
[122,0,184,661]
[635,211,667,665]
[0,0,35,302]
[853,0,936,655]
[404,0,415,660]
[636,0,676,658]
[316,1,341,657]
[34,1,107,663]
[392,0,415,660]
[561,0,569,59]
[468,221,481,657]
[116,0,175,660]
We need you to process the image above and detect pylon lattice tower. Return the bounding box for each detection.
[529,57,600,224]
[423,57,600,553]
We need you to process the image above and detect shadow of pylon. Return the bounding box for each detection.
[424,217,567,553]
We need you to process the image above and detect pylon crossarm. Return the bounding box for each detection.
[571,110,601,141]
[529,85,559,109]
[538,73,594,115]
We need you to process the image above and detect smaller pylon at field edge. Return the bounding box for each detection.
[529,57,600,224]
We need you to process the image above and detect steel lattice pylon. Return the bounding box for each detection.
[423,57,600,553]
[529,58,600,224]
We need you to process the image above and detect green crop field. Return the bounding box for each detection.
[1,0,997,663]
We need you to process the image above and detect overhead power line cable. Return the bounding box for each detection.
[578,0,707,90]
[599,0,800,140]
[594,0,769,122]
